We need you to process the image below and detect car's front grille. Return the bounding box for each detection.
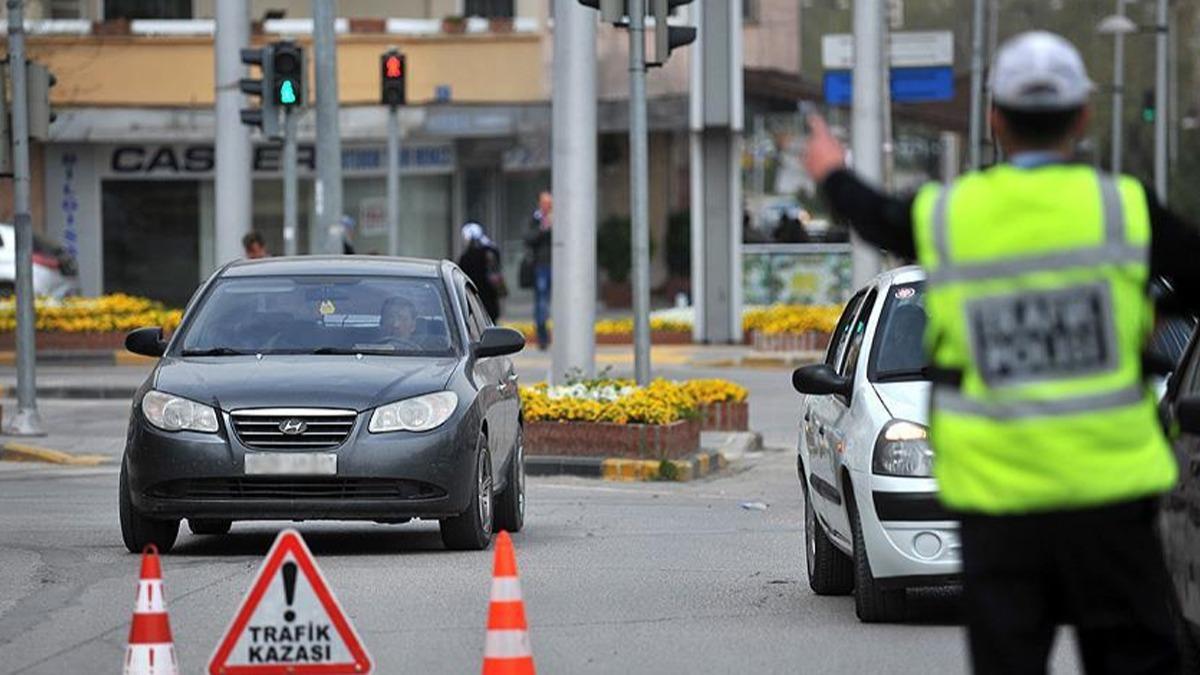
[148,478,445,501]
[231,408,357,449]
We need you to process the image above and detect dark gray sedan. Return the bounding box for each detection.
[119,257,526,553]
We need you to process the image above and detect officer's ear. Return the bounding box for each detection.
[1069,105,1092,141]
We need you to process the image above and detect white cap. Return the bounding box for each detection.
[990,31,1093,111]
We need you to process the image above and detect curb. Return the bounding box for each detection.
[527,449,727,482]
[0,385,138,400]
[0,350,155,367]
[0,441,109,465]
[690,351,824,369]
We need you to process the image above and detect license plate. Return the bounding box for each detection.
[244,453,337,476]
[967,282,1118,387]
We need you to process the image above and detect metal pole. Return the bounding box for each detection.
[628,0,651,385]
[282,108,299,256]
[6,0,42,436]
[312,0,344,253]
[940,131,961,182]
[1110,0,1126,174]
[881,20,894,193]
[967,0,985,171]
[851,0,884,287]
[550,0,597,384]
[214,0,251,265]
[386,105,400,257]
[1153,0,1168,202]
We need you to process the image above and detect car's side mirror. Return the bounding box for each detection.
[1176,395,1200,434]
[792,364,852,398]
[125,326,167,358]
[473,327,525,359]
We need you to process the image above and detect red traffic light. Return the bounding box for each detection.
[385,55,403,79]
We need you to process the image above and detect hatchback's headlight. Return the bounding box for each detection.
[872,420,933,477]
[141,390,219,433]
[369,391,458,433]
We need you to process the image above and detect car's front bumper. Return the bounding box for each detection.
[124,409,480,522]
[854,472,962,586]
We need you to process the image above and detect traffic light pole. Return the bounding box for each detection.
[1153,0,1168,203]
[850,0,885,288]
[386,104,400,257]
[312,0,344,254]
[282,107,299,256]
[5,0,43,436]
[628,0,652,386]
[215,0,252,266]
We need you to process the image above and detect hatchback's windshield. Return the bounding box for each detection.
[178,276,455,356]
[870,281,930,381]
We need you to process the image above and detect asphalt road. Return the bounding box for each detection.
[0,358,1083,674]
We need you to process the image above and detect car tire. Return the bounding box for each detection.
[119,463,179,554]
[848,492,906,623]
[188,518,232,536]
[440,432,494,551]
[493,425,525,534]
[803,478,853,595]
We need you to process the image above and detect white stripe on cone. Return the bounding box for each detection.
[490,576,523,602]
[124,643,178,675]
[135,580,166,613]
[484,629,533,659]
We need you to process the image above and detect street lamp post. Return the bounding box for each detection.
[1097,5,1137,175]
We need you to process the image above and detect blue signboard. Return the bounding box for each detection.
[823,66,955,105]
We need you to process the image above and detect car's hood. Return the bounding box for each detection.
[153,355,460,412]
[871,381,931,425]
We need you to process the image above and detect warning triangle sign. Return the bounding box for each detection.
[208,529,372,674]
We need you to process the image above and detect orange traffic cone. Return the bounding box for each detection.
[124,544,179,675]
[483,531,535,675]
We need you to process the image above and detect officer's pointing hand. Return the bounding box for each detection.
[803,114,847,184]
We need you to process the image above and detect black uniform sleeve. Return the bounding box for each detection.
[820,169,918,259]
[1146,183,1200,312]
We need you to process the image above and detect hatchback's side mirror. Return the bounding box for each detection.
[792,364,852,398]
[125,326,167,358]
[1176,395,1200,435]
[474,327,525,359]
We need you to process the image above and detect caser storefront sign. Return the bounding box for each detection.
[107,143,454,177]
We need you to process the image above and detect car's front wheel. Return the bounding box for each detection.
[803,476,853,595]
[494,425,525,533]
[440,432,494,551]
[189,518,232,536]
[119,463,179,554]
[848,492,906,623]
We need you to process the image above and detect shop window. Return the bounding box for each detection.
[464,0,513,18]
[104,0,192,20]
[102,180,199,306]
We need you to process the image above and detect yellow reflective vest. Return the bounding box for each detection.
[912,164,1177,514]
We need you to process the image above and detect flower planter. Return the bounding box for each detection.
[525,418,700,460]
[595,330,691,345]
[92,18,131,35]
[698,401,749,431]
[0,331,127,351]
[442,18,467,33]
[348,17,386,33]
[488,17,514,33]
[751,330,830,353]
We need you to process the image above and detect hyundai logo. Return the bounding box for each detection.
[278,419,308,435]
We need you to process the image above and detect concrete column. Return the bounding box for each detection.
[214,0,251,265]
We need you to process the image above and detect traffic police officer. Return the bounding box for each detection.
[804,31,1200,674]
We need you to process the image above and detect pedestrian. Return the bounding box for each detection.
[458,221,503,321]
[524,190,553,350]
[338,215,357,255]
[803,31,1200,674]
[242,231,268,259]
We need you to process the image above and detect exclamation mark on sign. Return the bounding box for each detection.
[282,561,297,622]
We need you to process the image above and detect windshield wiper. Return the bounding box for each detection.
[181,347,251,357]
[875,366,932,382]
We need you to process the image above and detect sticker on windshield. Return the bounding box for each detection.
[894,287,916,300]
[319,299,336,316]
[967,282,1118,387]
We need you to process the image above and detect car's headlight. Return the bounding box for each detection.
[141,390,219,433]
[872,420,933,477]
[369,391,458,433]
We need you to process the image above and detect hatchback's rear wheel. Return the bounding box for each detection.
[440,432,494,551]
[119,463,179,554]
[494,425,525,533]
[188,518,232,536]
[803,477,853,595]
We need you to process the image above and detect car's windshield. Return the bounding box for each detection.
[178,275,456,357]
[869,281,930,382]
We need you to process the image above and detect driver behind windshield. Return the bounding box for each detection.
[380,297,419,345]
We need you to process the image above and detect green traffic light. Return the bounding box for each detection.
[1143,108,1155,123]
[280,80,297,105]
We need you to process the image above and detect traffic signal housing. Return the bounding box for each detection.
[25,61,56,141]
[240,45,280,138]
[272,41,304,108]
[578,0,626,23]
[380,50,406,107]
[649,0,696,67]
[1142,89,1156,124]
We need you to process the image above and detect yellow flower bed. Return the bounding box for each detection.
[678,378,748,405]
[521,378,703,425]
[0,294,183,333]
[742,305,841,335]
